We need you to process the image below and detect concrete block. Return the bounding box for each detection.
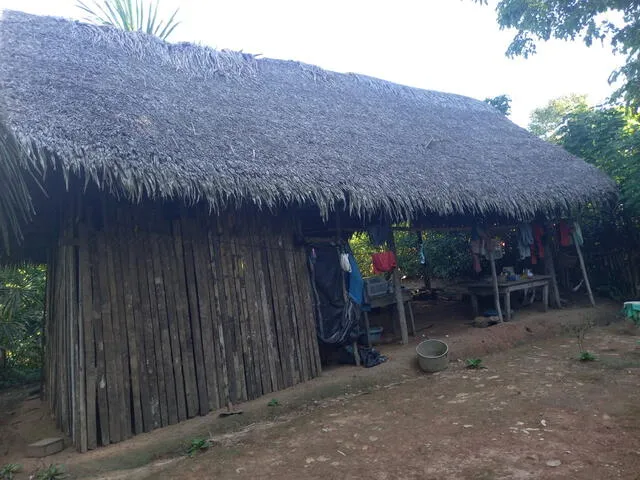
[27,437,64,457]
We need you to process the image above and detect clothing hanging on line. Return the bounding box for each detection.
[372,251,397,274]
[517,223,534,259]
[339,253,352,273]
[347,254,365,305]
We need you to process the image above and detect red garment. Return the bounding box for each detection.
[372,251,397,274]
[558,220,571,247]
[530,245,537,265]
[532,224,545,259]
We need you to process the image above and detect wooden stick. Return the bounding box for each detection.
[543,229,562,309]
[489,251,504,323]
[387,231,409,344]
[573,232,596,307]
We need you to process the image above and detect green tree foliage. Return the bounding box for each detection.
[77,0,180,40]
[528,94,589,140]
[0,265,45,388]
[474,0,640,109]
[560,107,640,215]
[349,230,471,280]
[530,95,640,216]
[484,94,512,115]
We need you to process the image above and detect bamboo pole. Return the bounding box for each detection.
[488,251,504,323]
[387,229,409,344]
[543,230,562,309]
[573,232,596,307]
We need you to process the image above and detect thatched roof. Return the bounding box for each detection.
[0,10,615,237]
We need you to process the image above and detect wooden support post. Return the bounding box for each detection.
[387,229,409,344]
[488,252,504,323]
[573,232,596,307]
[543,226,562,309]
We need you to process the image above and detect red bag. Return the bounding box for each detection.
[372,251,397,274]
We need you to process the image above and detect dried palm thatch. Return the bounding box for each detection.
[0,10,616,244]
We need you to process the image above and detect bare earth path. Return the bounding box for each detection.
[161,325,640,480]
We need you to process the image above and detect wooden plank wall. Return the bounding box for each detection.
[45,199,321,451]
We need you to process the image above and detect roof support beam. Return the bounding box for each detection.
[387,227,409,344]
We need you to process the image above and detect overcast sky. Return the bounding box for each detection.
[0,0,624,127]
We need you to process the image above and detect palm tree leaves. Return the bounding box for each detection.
[0,265,45,355]
[76,0,180,40]
[0,122,33,254]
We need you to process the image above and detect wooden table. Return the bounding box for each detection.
[467,275,551,321]
[362,289,416,347]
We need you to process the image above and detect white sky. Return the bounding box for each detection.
[0,0,624,127]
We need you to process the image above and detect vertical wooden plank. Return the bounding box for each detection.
[283,231,310,381]
[124,209,152,433]
[157,228,188,422]
[104,207,132,440]
[293,237,321,378]
[79,221,97,450]
[182,214,215,414]
[247,212,279,393]
[233,218,262,398]
[96,231,121,443]
[170,217,200,418]
[217,217,245,403]
[228,230,255,400]
[289,234,315,380]
[269,223,298,386]
[89,231,110,446]
[261,227,289,389]
[207,222,231,409]
[60,241,70,437]
[116,208,143,436]
[75,245,88,451]
[149,221,179,425]
[247,221,271,396]
[136,211,163,430]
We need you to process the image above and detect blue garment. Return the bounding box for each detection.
[517,223,534,259]
[348,254,365,305]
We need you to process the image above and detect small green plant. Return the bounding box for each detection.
[267,398,280,407]
[186,438,211,457]
[465,358,485,369]
[579,351,597,362]
[0,463,22,480]
[35,464,66,480]
[563,315,595,359]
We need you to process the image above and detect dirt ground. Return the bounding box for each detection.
[159,322,640,480]
[2,300,639,479]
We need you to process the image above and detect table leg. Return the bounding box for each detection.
[470,293,479,318]
[543,284,549,312]
[353,341,361,366]
[407,301,416,337]
[363,310,372,348]
[504,291,511,321]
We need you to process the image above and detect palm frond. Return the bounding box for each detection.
[0,121,33,253]
[76,0,181,40]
